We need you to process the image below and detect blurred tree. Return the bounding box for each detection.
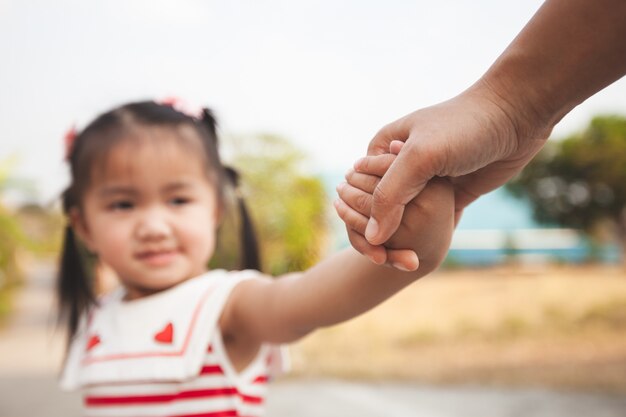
[211,134,329,275]
[506,115,626,263]
[0,206,24,287]
[16,203,65,255]
[0,157,29,319]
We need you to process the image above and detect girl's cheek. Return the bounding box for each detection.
[98,221,133,250]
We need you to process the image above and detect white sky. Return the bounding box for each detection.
[1,0,626,204]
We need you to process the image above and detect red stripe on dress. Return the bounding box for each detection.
[169,410,239,417]
[252,375,268,384]
[85,387,237,405]
[238,393,263,404]
[85,387,263,406]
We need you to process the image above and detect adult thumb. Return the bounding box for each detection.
[364,144,431,245]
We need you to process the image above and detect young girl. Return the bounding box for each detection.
[58,100,454,417]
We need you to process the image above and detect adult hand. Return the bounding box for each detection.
[336,141,457,271]
[336,143,421,270]
[342,83,551,267]
[339,0,626,269]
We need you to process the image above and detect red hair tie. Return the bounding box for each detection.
[64,124,78,161]
[159,97,203,119]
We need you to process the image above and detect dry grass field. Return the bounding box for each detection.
[289,265,626,393]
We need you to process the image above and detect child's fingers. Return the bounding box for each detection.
[353,154,397,177]
[386,249,419,271]
[333,198,368,234]
[345,170,380,194]
[334,198,418,269]
[334,199,386,264]
[348,229,387,265]
[336,182,372,217]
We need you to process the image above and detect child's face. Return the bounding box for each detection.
[73,131,220,300]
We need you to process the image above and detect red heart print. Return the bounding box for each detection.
[86,335,101,351]
[154,322,174,344]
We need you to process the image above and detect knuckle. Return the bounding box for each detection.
[372,184,395,207]
[355,193,371,213]
[367,175,379,191]
[367,125,393,154]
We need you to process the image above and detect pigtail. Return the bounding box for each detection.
[200,108,218,140]
[198,108,262,271]
[57,190,96,343]
[238,196,261,271]
[224,167,261,271]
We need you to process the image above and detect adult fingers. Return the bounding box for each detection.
[365,141,434,245]
[366,118,411,156]
[381,140,421,271]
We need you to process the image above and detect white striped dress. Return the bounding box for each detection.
[60,270,286,417]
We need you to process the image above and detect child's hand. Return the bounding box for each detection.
[335,144,454,273]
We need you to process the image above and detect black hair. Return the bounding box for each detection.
[58,100,260,343]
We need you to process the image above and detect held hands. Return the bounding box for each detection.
[335,144,454,273]
[340,85,551,269]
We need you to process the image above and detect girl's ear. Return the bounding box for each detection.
[69,207,97,253]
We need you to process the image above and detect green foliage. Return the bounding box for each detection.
[16,204,65,256]
[506,115,626,257]
[212,134,329,275]
[0,158,29,320]
[0,207,25,285]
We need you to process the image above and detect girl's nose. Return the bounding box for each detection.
[135,209,172,240]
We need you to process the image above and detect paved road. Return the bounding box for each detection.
[2,375,626,417]
[1,263,625,417]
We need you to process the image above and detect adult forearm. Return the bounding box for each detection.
[478,0,626,138]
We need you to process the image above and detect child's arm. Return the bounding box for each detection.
[221,162,454,345]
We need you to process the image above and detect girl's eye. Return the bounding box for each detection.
[170,197,191,206]
[109,200,134,211]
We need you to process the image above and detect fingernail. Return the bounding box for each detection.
[392,263,411,272]
[344,168,354,179]
[336,182,346,193]
[354,157,365,170]
[365,218,379,242]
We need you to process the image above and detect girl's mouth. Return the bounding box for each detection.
[136,249,179,267]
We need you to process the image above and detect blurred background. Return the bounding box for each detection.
[1,1,625,416]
